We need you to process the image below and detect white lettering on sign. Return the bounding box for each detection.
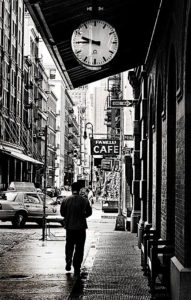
[95,140,117,145]
[94,145,100,153]
[91,139,120,156]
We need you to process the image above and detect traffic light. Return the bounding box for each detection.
[73,149,78,158]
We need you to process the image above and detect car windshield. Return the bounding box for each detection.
[38,193,54,204]
[0,192,17,201]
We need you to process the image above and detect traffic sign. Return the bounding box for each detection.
[124,134,133,140]
[111,100,134,107]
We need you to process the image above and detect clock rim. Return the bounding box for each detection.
[71,19,119,67]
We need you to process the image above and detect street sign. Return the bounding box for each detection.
[122,146,132,155]
[101,159,112,171]
[111,100,134,107]
[124,134,133,140]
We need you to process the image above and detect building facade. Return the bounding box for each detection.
[128,1,191,298]
[0,2,63,190]
[0,1,43,190]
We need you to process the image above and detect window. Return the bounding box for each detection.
[4,35,9,52]
[26,194,41,204]
[50,69,56,79]
[3,90,7,108]
[12,45,16,60]
[17,76,21,92]
[19,7,22,23]
[12,0,17,13]
[17,100,21,117]
[10,95,14,112]
[15,193,24,203]
[18,30,21,45]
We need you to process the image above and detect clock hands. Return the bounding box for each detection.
[82,36,101,45]
[76,36,101,46]
[76,41,90,44]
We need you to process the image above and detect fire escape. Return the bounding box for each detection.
[0,55,43,162]
[105,74,122,138]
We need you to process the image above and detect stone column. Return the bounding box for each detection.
[137,74,148,247]
[131,118,141,233]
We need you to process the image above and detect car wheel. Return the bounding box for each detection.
[12,212,26,228]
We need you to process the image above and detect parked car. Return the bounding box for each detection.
[0,190,18,201]
[0,191,64,228]
[56,195,66,204]
[8,181,36,192]
[60,187,72,198]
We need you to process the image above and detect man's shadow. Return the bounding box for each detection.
[67,268,89,299]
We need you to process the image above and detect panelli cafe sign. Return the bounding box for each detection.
[91,139,120,156]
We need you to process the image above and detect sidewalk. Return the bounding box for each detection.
[70,229,151,299]
[0,206,151,300]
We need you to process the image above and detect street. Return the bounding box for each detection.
[0,200,116,237]
[0,201,118,299]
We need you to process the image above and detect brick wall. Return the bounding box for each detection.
[161,122,168,240]
[152,132,156,229]
[176,116,185,265]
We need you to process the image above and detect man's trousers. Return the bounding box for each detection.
[65,229,86,271]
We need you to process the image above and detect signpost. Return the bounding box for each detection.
[42,125,48,241]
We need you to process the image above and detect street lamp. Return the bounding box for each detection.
[84,122,94,188]
[83,122,93,139]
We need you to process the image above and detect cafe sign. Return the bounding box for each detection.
[91,139,120,156]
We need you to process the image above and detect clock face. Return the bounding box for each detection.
[71,19,119,67]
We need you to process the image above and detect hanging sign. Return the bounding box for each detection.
[91,139,120,156]
[101,159,113,170]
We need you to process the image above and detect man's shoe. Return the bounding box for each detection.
[65,263,71,271]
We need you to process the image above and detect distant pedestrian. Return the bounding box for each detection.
[88,187,94,205]
[79,187,89,200]
[60,182,92,276]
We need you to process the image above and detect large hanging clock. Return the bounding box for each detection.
[71,19,119,69]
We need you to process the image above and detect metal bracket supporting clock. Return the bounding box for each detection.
[71,19,119,70]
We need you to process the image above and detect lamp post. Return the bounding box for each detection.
[42,124,48,241]
[83,122,93,188]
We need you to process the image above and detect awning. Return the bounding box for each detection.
[9,151,43,165]
[0,146,43,165]
[24,0,161,88]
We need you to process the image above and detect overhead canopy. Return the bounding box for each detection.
[24,0,161,88]
[8,150,43,165]
[1,146,43,165]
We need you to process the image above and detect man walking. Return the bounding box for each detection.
[60,182,92,276]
